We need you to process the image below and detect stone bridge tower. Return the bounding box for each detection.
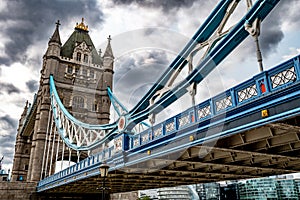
[11,19,114,182]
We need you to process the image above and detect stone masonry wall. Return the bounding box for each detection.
[0,181,36,200]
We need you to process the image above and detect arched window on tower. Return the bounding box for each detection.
[72,96,84,108]
[67,65,73,74]
[76,52,81,61]
[82,68,87,77]
[90,70,94,78]
[83,54,88,63]
[92,101,98,112]
[75,66,80,75]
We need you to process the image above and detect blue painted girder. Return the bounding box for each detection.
[107,87,150,128]
[48,0,280,150]
[49,75,119,151]
[125,0,280,130]
[129,0,236,116]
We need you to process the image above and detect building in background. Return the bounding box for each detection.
[110,191,138,200]
[0,156,9,181]
[139,176,300,200]
[238,178,278,199]
[238,177,300,200]
[139,188,158,199]
[196,182,220,200]
[276,179,298,199]
[157,186,191,200]
[220,182,239,200]
[0,169,9,182]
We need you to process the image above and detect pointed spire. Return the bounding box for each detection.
[49,20,62,45]
[20,101,29,122]
[23,100,29,113]
[103,35,114,58]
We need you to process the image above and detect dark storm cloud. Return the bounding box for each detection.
[279,0,300,29]
[0,0,104,66]
[259,1,284,56]
[110,0,295,60]
[115,50,169,84]
[137,50,169,66]
[0,82,21,94]
[0,115,18,132]
[0,136,15,153]
[111,0,197,12]
[114,50,170,105]
[258,0,300,56]
[0,115,18,163]
[0,135,15,166]
[26,80,39,93]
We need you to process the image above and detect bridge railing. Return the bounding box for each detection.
[38,55,300,188]
[38,151,106,187]
[128,55,300,151]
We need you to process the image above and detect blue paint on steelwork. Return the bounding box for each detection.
[48,0,280,151]
[125,0,280,130]
[38,53,300,192]
[38,0,286,191]
[107,87,150,128]
[129,0,235,116]
[49,75,119,150]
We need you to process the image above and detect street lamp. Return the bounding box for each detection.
[99,162,110,200]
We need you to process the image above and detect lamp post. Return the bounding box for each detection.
[99,162,110,200]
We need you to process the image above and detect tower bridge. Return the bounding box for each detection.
[37,53,300,195]
[7,0,300,199]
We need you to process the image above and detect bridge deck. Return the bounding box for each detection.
[38,91,300,193]
[39,120,300,194]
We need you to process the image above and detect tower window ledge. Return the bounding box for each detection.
[77,75,87,80]
[87,78,96,83]
[71,107,88,113]
[81,63,90,68]
[64,73,74,79]
[89,63,102,69]
[61,57,71,61]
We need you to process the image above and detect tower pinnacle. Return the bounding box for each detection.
[49,20,62,45]
[55,20,61,28]
[103,35,114,58]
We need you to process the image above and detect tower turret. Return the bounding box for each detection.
[46,20,62,57]
[103,35,114,89]
[11,101,32,181]
[98,36,114,124]
[43,20,62,77]
[19,101,29,125]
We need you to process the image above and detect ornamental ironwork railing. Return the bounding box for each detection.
[270,66,296,89]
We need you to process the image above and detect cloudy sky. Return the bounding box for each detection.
[1,0,300,172]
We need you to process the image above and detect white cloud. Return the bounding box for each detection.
[280,1,300,32]
[1,62,37,92]
[0,0,7,12]
[282,47,300,60]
